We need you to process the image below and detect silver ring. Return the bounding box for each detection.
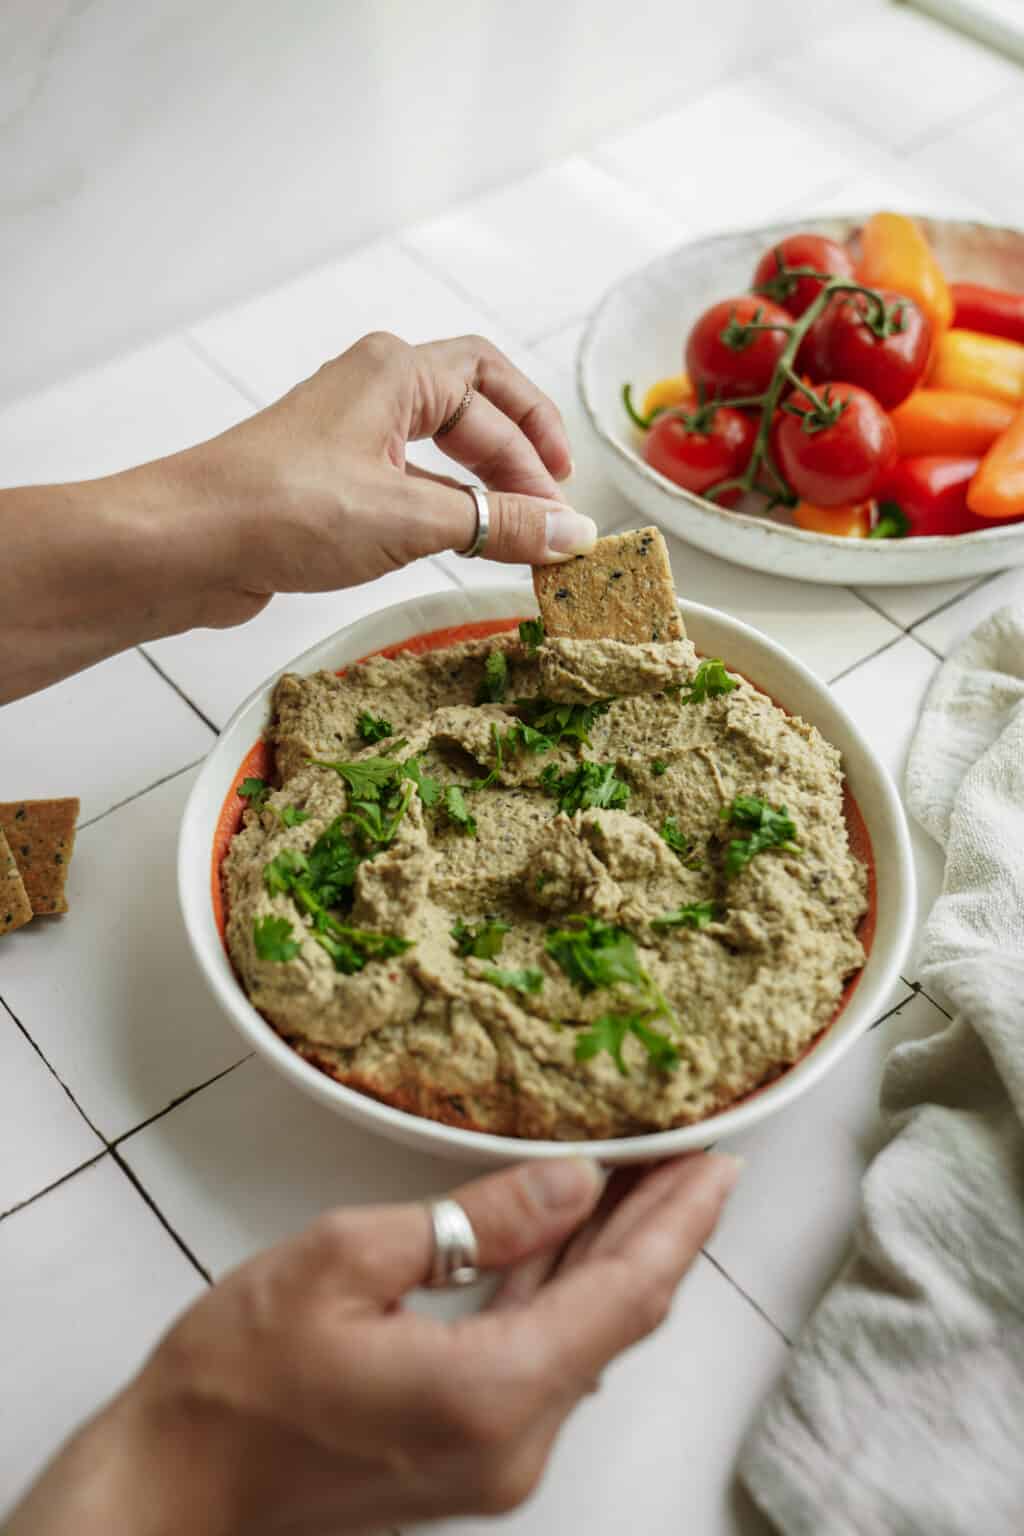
[456,485,490,560]
[426,1197,480,1288]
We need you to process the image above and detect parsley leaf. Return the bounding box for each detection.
[444,785,477,836]
[652,900,720,932]
[722,795,800,877]
[575,1011,679,1076]
[681,659,738,705]
[304,820,360,906]
[660,815,703,870]
[253,914,301,962]
[476,649,509,704]
[279,805,310,828]
[357,710,393,743]
[515,697,613,748]
[540,760,630,815]
[263,848,310,896]
[238,777,271,811]
[481,966,544,995]
[401,755,441,808]
[502,720,555,755]
[519,618,545,653]
[546,917,646,994]
[651,759,669,776]
[309,755,402,801]
[313,924,411,974]
[451,916,510,959]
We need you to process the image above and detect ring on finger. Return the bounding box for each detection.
[456,484,490,560]
[435,386,474,439]
[426,1197,481,1288]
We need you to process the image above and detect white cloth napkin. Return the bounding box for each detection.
[739,603,1024,1536]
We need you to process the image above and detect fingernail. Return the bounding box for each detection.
[556,457,576,482]
[526,1156,605,1209]
[544,506,598,559]
[711,1153,745,1195]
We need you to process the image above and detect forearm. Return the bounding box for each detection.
[0,452,242,704]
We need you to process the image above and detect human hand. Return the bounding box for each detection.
[6,1153,739,1536]
[168,331,599,631]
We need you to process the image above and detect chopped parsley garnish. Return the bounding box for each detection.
[681,658,738,705]
[651,759,669,776]
[303,819,361,905]
[253,914,300,962]
[575,1011,679,1077]
[401,755,441,807]
[476,649,509,704]
[518,618,545,653]
[345,781,416,849]
[279,805,310,828]
[481,966,544,995]
[451,916,510,959]
[309,754,402,800]
[546,916,648,995]
[263,847,311,896]
[357,710,393,743]
[238,777,271,810]
[660,816,702,870]
[722,795,800,877]
[311,923,410,974]
[503,721,555,755]
[540,760,630,815]
[444,785,477,836]
[514,697,613,748]
[652,900,720,932]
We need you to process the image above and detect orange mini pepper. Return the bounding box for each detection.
[857,212,953,340]
[889,389,1015,458]
[792,500,874,538]
[928,329,1024,406]
[966,404,1024,519]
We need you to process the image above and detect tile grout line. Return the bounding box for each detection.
[135,646,221,735]
[897,78,1023,159]
[396,237,533,344]
[0,1150,109,1224]
[77,754,208,832]
[0,995,107,1143]
[700,1249,793,1348]
[181,330,266,409]
[113,1053,254,1148]
[109,1145,213,1285]
[868,983,922,1032]
[826,631,904,688]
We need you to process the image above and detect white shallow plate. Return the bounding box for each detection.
[579,214,1024,586]
[179,586,915,1166]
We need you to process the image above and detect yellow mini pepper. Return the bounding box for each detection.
[641,373,692,419]
[928,329,1024,406]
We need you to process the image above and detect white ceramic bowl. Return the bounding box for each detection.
[579,214,1024,586]
[179,585,915,1165]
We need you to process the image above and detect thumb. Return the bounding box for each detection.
[325,1158,605,1304]
[406,471,598,565]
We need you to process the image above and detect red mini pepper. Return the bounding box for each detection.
[951,282,1024,347]
[877,456,996,536]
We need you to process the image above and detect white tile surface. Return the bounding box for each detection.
[0,1156,203,1508]
[414,1254,784,1536]
[121,1055,491,1277]
[646,522,901,683]
[0,1004,102,1216]
[706,989,944,1340]
[909,87,1024,225]
[768,4,1020,154]
[0,768,248,1141]
[143,560,459,730]
[0,338,250,486]
[0,649,212,824]
[189,240,511,406]
[593,77,875,239]
[830,635,946,974]
[785,145,996,225]
[915,565,1024,655]
[855,573,993,632]
[405,158,686,343]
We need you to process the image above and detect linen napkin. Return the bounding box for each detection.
[739,603,1024,1535]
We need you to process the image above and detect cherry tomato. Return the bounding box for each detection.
[644,404,756,504]
[752,233,855,318]
[685,296,793,398]
[776,382,896,507]
[815,289,931,408]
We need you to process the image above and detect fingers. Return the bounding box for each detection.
[307,1158,604,1306]
[432,385,566,502]
[494,1153,741,1388]
[403,469,597,565]
[412,336,573,483]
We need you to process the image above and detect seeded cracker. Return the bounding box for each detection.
[0,798,80,916]
[0,828,33,934]
[533,526,685,643]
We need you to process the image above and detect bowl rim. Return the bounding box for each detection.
[578,210,1024,559]
[178,584,916,1163]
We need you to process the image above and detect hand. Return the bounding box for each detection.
[6,1153,739,1535]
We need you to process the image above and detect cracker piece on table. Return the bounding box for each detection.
[0,828,33,934]
[532,526,685,643]
[0,798,80,916]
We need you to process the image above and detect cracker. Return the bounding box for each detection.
[533,526,685,644]
[0,798,80,916]
[0,828,33,935]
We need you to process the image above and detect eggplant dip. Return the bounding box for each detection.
[223,625,867,1140]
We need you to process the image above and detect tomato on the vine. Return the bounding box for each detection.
[814,288,931,408]
[751,233,855,318]
[685,296,793,397]
[775,381,896,507]
[644,404,756,504]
